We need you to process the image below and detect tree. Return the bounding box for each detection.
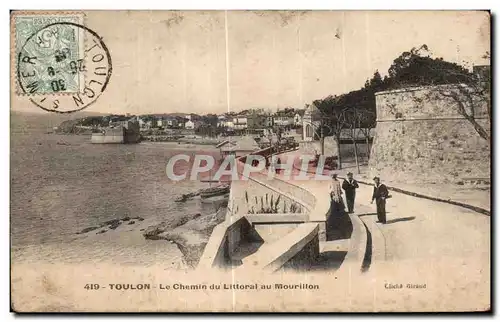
[312,97,350,169]
[386,44,473,89]
[426,82,490,141]
[201,114,218,127]
[345,108,361,173]
[357,109,376,160]
[387,46,490,142]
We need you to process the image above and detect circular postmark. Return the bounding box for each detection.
[17,22,112,113]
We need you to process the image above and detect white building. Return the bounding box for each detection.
[185,120,195,129]
[217,116,234,129]
[273,115,294,127]
[232,116,248,130]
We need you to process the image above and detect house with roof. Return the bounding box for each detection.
[217,136,259,159]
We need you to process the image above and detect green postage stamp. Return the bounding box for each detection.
[14,12,86,95]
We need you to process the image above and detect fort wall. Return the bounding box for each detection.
[91,128,124,144]
[369,85,490,184]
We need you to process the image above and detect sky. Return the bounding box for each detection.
[11,10,490,115]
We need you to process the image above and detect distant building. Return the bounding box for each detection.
[233,116,248,130]
[264,115,274,127]
[164,116,178,128]
[302,104,321,141]
[294,110,305,126]
[273,115,294,127]
[217,136,259,158]
[91,121,141,144]
[218,115,235,129]
[185,120,195,130]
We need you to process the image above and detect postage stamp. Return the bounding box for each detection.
[14,12,86,95]
[12,11,112,113]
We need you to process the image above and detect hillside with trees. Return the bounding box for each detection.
[309,44,490,169]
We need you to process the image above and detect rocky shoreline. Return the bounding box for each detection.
[142,207,226,267]
[75,207,226,268]
[76,216,145,235]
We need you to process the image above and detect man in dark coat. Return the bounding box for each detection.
[342,172,359,213]
[371,177,389,224]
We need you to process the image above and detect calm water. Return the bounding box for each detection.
[10,112,221,248]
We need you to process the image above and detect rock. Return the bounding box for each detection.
[457,181,465,185]
[175,191,200,202]
[131,216,145,221]
[170,212,204,228]
[96,229,107,234]
[143,222,168,240]
[155,207,227,268]
[121,216,131,221]
[162,231,208,268]
[101,218,120,227]
[109,222,121,230]
[128,220,135,225]
[141,208,226,266]
[77,226,100,234]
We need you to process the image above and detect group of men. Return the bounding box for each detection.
[329,172,389,224]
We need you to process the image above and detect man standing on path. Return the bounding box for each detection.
[342,172,359,213]
[371,177,389,224]
[329,173,344,213]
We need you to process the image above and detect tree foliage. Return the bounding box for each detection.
[311,44,490,141]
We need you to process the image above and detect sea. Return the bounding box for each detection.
[10,111,222,266]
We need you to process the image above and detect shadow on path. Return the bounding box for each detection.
[326,200,352,241]
[358,213,415,224]
[359,212,391,217]
[385,216,416,224]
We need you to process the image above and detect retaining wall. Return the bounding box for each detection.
[199,145,331,270]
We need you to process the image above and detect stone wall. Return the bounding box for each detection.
[369,85,490,184]
[299,136,339,157]
[282,234,320,271]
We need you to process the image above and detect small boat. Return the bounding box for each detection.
[199,185,230,199]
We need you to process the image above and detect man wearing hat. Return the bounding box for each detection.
[371,176,389,224]
[342,172,359,213]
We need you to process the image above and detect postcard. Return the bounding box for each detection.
[10,10,491,312]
